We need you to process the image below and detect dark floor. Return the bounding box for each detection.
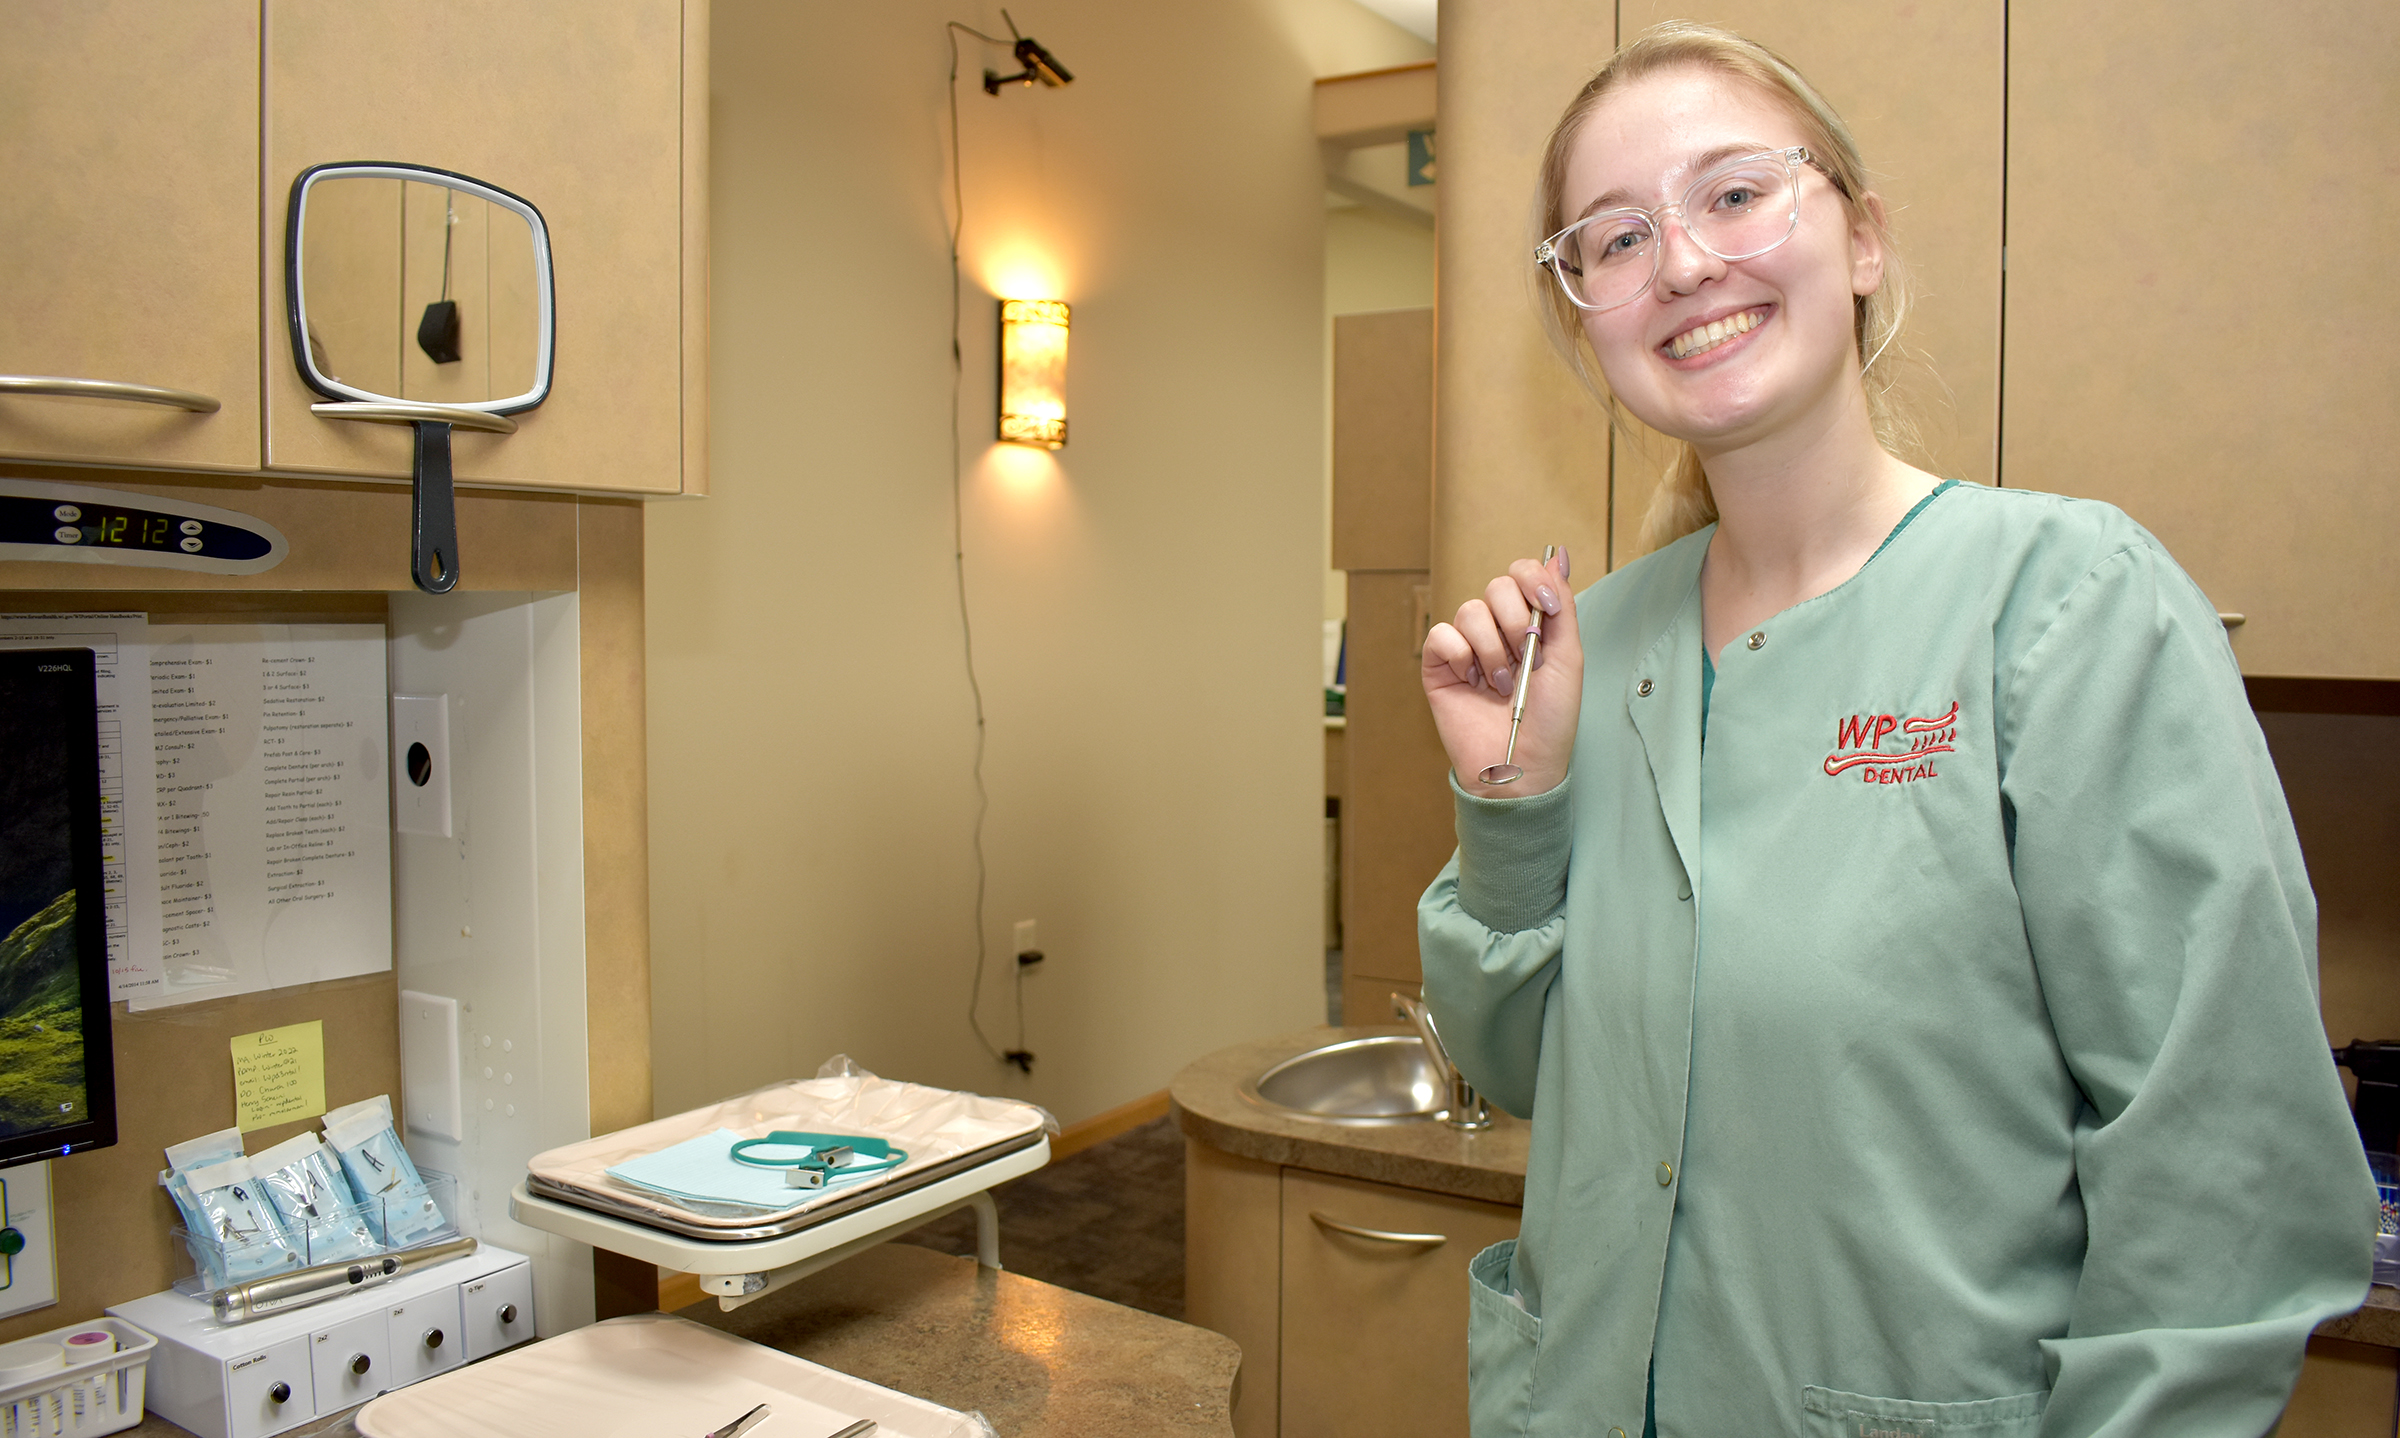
[901,1115,1186,1320]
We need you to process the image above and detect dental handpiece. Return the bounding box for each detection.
[1477,545,1557,786]
[211,1235,479,1323]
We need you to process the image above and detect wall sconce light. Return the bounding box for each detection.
[998,298,1069,449]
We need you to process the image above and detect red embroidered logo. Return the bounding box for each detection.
[1824,700,1957,785]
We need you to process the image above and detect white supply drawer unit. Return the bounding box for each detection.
[106,1243,533,1438]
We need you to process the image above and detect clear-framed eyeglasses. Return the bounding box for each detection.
[1534,147,1841,312]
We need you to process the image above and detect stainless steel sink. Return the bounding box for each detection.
[1238,1034,1445,1124]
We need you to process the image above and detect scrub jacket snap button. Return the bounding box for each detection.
[1657,1161,1674,1186]
[1637,678,1654,697]
[1747,631,1766,650]
[1677,881,1692,901]
[1612,1429,1628,1438]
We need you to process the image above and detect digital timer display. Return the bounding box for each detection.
[0,481,286,574]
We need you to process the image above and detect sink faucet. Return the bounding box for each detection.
[1394,991,1494,1130]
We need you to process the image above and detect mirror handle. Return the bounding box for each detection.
[409,421,461,595]
[0,375,221,412]
[309,400,516,435]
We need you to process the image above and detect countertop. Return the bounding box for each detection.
[1170,1025,1529,1205]
[1171,1025,2400,1350]
[127,1244,1239,1437]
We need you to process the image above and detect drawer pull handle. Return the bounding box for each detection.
[349,1352,371,1376]
[423,1327,445,1350]
[268,1381,291,1405]
[1309,1211,1447,1247]
[311,400,517,435]
[0,374,221,413]
[498,1302,519,1325]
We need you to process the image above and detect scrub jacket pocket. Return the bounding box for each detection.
[1468,1238,1539,1438]
[1801,1384,2045,1437]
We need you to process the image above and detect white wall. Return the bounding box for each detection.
[389,590,592,1335]
[645,2,1423,1126]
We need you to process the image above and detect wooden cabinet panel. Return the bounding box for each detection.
[1332,310,1434,572]
[0,0,262,471]
[1608,0,2005,567]
[263,0,703,496]
[2278,1337,2399,1437]
[1187,1140,1284,1438]
[1279,1170,1520,1438]
[2003,0,2398,678]
[1339,571,1453,988]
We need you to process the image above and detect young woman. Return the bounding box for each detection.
[1417,23,2374,1438]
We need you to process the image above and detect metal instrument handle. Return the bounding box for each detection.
[310,400,518,435]
[0,374,221,412]
[1308,1210,1448,1247]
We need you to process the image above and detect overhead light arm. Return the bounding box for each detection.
[981,10,1073,94]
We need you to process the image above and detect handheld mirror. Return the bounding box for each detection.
[285,162,554,594]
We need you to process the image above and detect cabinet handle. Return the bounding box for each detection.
[498,1303,518,1325]
[0,374,221,413]
[1309,1210,1448,1248]
[349,1352,372,1376]
[267,1381,291,1405]
[422,1327,445,1350]
[311,400,517,435]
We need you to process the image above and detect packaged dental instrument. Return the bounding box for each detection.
[250,1130,380,1264]
[324,1100,450,1247]
[160,1147,303,1290]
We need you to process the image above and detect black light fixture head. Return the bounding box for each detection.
[983,10,1072,94]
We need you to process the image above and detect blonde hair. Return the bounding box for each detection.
[1534,22,1918,553]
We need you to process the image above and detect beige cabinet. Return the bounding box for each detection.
[1280,1170,1521,1438]
[263,0,707,496]
[1186,1138,1521,1438]
[2002,0,2397,680]
[0,0,263,471]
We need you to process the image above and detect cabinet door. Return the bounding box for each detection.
[225,1335,317,1438]
[263,0,704,496]
[2003,0,2399,678]
[1279,1170,1521,1438]
[460,1261,537,1360]
[0,0,262,471]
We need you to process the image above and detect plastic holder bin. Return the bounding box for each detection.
[0,1317,156,1438]
[170,1170,460,1300]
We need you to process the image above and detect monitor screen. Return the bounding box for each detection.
[0,648,116,1167]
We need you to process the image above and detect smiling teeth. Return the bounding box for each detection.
[1669,310,1759,360]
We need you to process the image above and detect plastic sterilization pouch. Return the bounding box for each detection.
[168,1154,302,1289]
[251,1130,380,1264]
[325,1108,449,1247]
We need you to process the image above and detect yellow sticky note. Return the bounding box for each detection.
[230,1021,327,1132]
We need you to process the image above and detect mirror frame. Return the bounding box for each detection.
[284,161,555,416]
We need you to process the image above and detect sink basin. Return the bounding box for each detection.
[1239,1034,1445,1124]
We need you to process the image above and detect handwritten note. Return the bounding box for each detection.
[230,1021,326,1132]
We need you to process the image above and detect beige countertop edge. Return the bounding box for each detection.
[1170,1026,1530,1207]
[2318,1285,2400,1348]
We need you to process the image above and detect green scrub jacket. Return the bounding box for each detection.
[1419,483,2375,1438]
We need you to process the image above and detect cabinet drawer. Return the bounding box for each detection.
[224,1335,316,1438]
[1279,1170,1520,1438]
[385,1287,465,1389]
[310,1309,390,1413]
[460,1260,537,1359]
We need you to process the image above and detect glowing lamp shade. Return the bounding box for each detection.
[998,298,1069,449]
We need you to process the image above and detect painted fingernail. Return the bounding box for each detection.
[1534,650,1545,669]
[1559,546,1573,582]
[1467,661,1482,688]
[1536,585,1560,615]
[1492,665,1512,694]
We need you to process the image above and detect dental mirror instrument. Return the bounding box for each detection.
[1477,545,1557,786]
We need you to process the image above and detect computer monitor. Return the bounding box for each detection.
[0,647,117,1168]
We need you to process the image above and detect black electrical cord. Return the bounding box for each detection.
[947,20,1019,1070]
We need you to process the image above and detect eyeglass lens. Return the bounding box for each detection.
[1551,154,1803,310]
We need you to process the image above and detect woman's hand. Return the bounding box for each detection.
[1422,548,1581,799]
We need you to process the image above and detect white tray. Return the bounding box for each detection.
[354,1312,991,1438]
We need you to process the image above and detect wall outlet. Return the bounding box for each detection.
[1012,919,1037,956]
